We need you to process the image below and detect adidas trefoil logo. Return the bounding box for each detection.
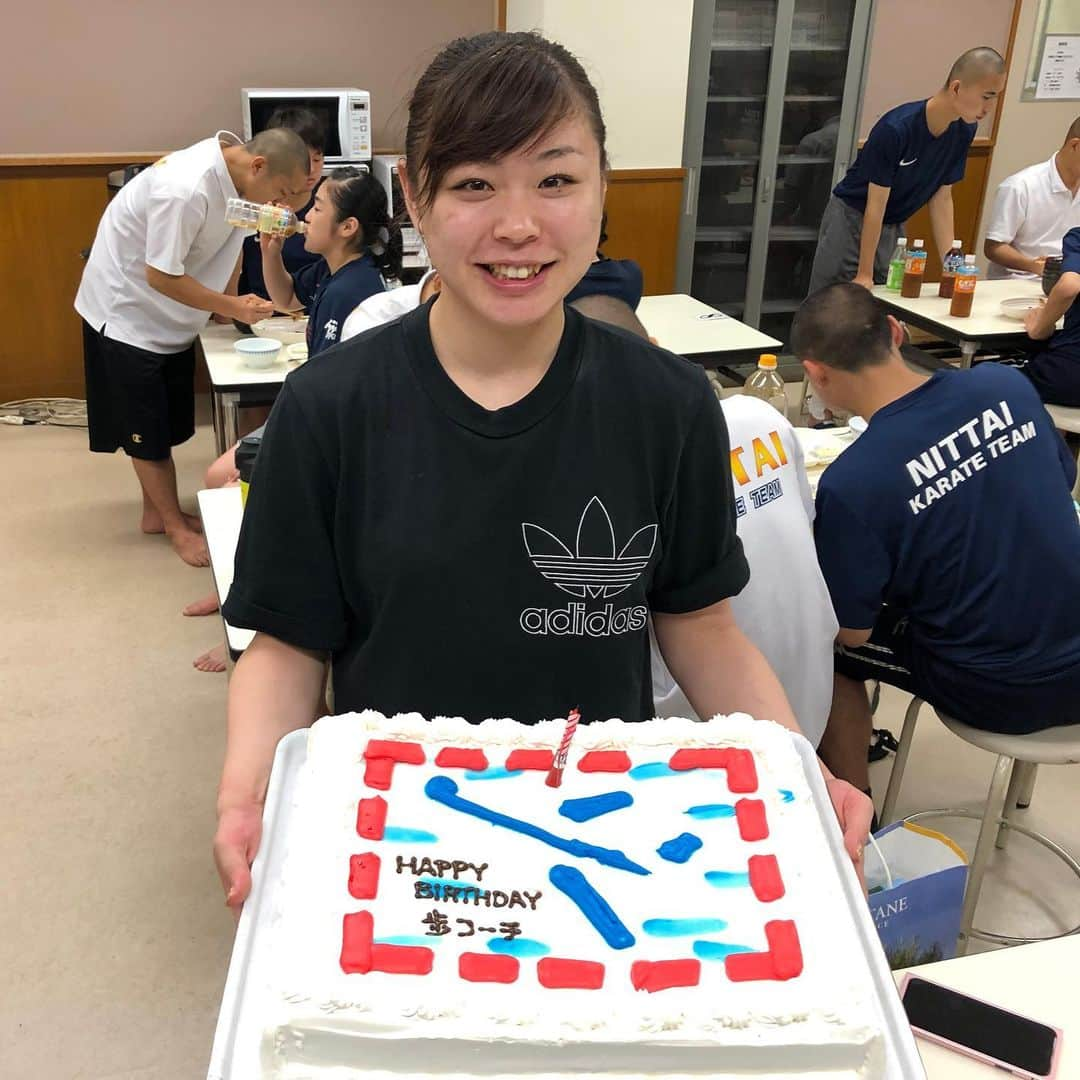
[522,496,657,599]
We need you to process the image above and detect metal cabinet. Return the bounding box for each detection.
[677,0,874,348]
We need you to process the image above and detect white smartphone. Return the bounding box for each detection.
[899,973,1062,1079]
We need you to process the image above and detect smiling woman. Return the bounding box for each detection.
[212,30,873,915]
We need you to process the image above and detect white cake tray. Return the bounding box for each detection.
[207,728,925,1079]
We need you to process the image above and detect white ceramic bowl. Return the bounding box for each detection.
[1000,297,1041,321]
[251,316,308,346]
[234,337,282,369]
[848,415,868,437]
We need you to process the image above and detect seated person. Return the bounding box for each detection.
[237,106,327,301]
[261,166,395,354]
[652,393,838,747]
[1022,225,1080,406]
[984,116,1080,280]
[793,283,1080,793]
[566,213,643,310]
[342,268,441,339]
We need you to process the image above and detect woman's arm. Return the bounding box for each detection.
[214,632,327,909]
[652,599,798,732]
[259,234,302,312]
[1025,271,1080,340]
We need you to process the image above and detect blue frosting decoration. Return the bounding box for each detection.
[685,803,736,820]
[418,877,480,899]
[642,917,728,937]
[463,766,523,781]
[779,789,795,803]
[693,940,754,961]
[377,935,441,947]
[704,870,750,888]
[382,826,438,843]
[656,833,703,863]
[549,864,635,949]
[558,791,634,823]
[628,761,680,780]
[424,776,650,876]
[487,937,551,958]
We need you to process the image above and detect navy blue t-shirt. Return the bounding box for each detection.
[293,252,385,356]
[833,100,975,224]
[237,181,323,302]
[1024,226,1080,403]
[566,257,644,310]
[815,365,1080,701]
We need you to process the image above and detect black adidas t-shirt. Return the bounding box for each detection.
[223,301,749,724]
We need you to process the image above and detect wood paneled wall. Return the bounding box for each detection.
[0,160,685,401]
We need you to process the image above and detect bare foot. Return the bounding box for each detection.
[193,644,228,672]
[183,592,220,617]
[169,527,210,567]
[142,510,203,535]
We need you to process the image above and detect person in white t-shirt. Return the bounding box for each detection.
[984,116,1080,280]
[75,129,309,566]
[652,394,838,746]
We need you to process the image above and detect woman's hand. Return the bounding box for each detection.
[213,803,264,916]
[259,232,285,257]
[824,776,874,892]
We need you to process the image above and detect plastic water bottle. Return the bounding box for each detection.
[886,236,907,291]
[938,240,964,298]
[949,255,978,318]
[743,353,787,417]
[900,240,927,298]
[224,197,306,237]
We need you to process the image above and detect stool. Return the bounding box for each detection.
[1044,403,1080,499]
[879,697,1080,954]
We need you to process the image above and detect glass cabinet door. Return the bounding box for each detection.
[691,0,779,319]
[756,0,857,343]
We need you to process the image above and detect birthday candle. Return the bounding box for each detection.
[546,709,581,788]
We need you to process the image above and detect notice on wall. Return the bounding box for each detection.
[1036,35,1080,99]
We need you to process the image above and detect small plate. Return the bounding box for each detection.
[999,297,1041,321]
[286,342,308,363]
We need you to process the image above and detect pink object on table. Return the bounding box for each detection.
[545,709,581,788]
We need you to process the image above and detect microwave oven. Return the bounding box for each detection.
[241,88,372,164]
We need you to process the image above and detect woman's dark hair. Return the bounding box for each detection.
[325,166,402,279]
[266,105,327,153]
[405,31,608,213]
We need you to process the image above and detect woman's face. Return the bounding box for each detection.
[302,184,342,255]
[412,115,605,330]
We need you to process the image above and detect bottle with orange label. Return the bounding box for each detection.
[949,255,978,317]
[900,240,927,298]
[743,353,788,418]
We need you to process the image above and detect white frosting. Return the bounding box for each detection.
[260,712,886,1078]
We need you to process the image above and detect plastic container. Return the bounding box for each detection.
[1043,255,1063,297]
[224,197,306,237]
[743,353,787,417]
[937,241,963,299]
[885,236,907,291]
[900,240,927,298]
[949,255,978,318]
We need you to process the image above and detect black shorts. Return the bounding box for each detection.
[835,607,1080,735]
[82,321,196,460]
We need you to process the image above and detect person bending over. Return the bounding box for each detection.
[808,48,1005,294]
[75,128,309,566]
[791,283,1080,798]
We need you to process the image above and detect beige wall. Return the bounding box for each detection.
[859,0,1015,140]
[506,0,693,169]
[976,0,1080,267]
[0,0,494,154]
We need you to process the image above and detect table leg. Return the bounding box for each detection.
[222,392,241,453]
[960,340,979,369]
[211,392,227,456]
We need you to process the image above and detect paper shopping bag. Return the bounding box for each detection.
[864,820,968,969]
